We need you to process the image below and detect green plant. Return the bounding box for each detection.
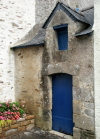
[0,101,25,120]
[0,120,12,127]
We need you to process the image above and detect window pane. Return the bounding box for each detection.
[57,28,68,50]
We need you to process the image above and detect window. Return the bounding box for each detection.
[54,24,68,50]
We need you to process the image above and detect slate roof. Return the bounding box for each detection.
[81,7,94,25]
[12,29,45,49]
[74,7,94,36]
[12,2,94,49]
[43,3,94,28]
[75,26,93,36]
[43,3,89,28]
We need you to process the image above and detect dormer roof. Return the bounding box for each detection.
[43,2,94,28]
[11,2,94,49]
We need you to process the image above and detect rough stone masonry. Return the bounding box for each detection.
[0,0,93,105]
[13,2,95,139]
[1,0,100,139]
[0,0,35,101]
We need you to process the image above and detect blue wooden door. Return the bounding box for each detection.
[52,74,73,135]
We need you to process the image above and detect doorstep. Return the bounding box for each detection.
[49,130,73,139]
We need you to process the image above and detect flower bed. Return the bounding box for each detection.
[0,115,35,138]
[0,101,35,138]
[0,102,25,121]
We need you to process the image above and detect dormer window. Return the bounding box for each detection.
[54,24,68,50]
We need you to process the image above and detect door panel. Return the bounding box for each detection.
[52,74,73,135]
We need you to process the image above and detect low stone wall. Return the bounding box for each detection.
[0,115,34,138]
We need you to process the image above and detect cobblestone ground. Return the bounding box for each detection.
[6,128,71,139]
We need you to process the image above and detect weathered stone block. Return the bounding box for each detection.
[81,130,95,139]
[5,129,17,136]
[12,120,17,125]
[3,126,9,131]
[73,76,79,87]
[73,87,94,102]
[31,119,34,124]
[43,110,51,121]
[25,115,35,120]
[84,102,94,110]
[20,120,31,126]
[73,128,95,139]
[10,124,20,129]
[73,101,82,115]
[73,127,81,139]
[74,114,94,131]
[18,126,26,132]
[26,124,34,131]
[17,118,25,122]
[84,109,94,117]
[23,132,34,139]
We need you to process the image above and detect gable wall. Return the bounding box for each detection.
[41,10,95,138]
[14,46,44,127]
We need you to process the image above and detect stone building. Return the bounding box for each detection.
[11,2,95,139]
[0,0,93,103]
[0,0,35,102]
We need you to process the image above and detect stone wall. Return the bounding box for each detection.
[14,46,44,128]
[0,0,35,102]
[0,0,96,138]
[41,9,95,138]
[0,115,34,138]
[13,7,95,138]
